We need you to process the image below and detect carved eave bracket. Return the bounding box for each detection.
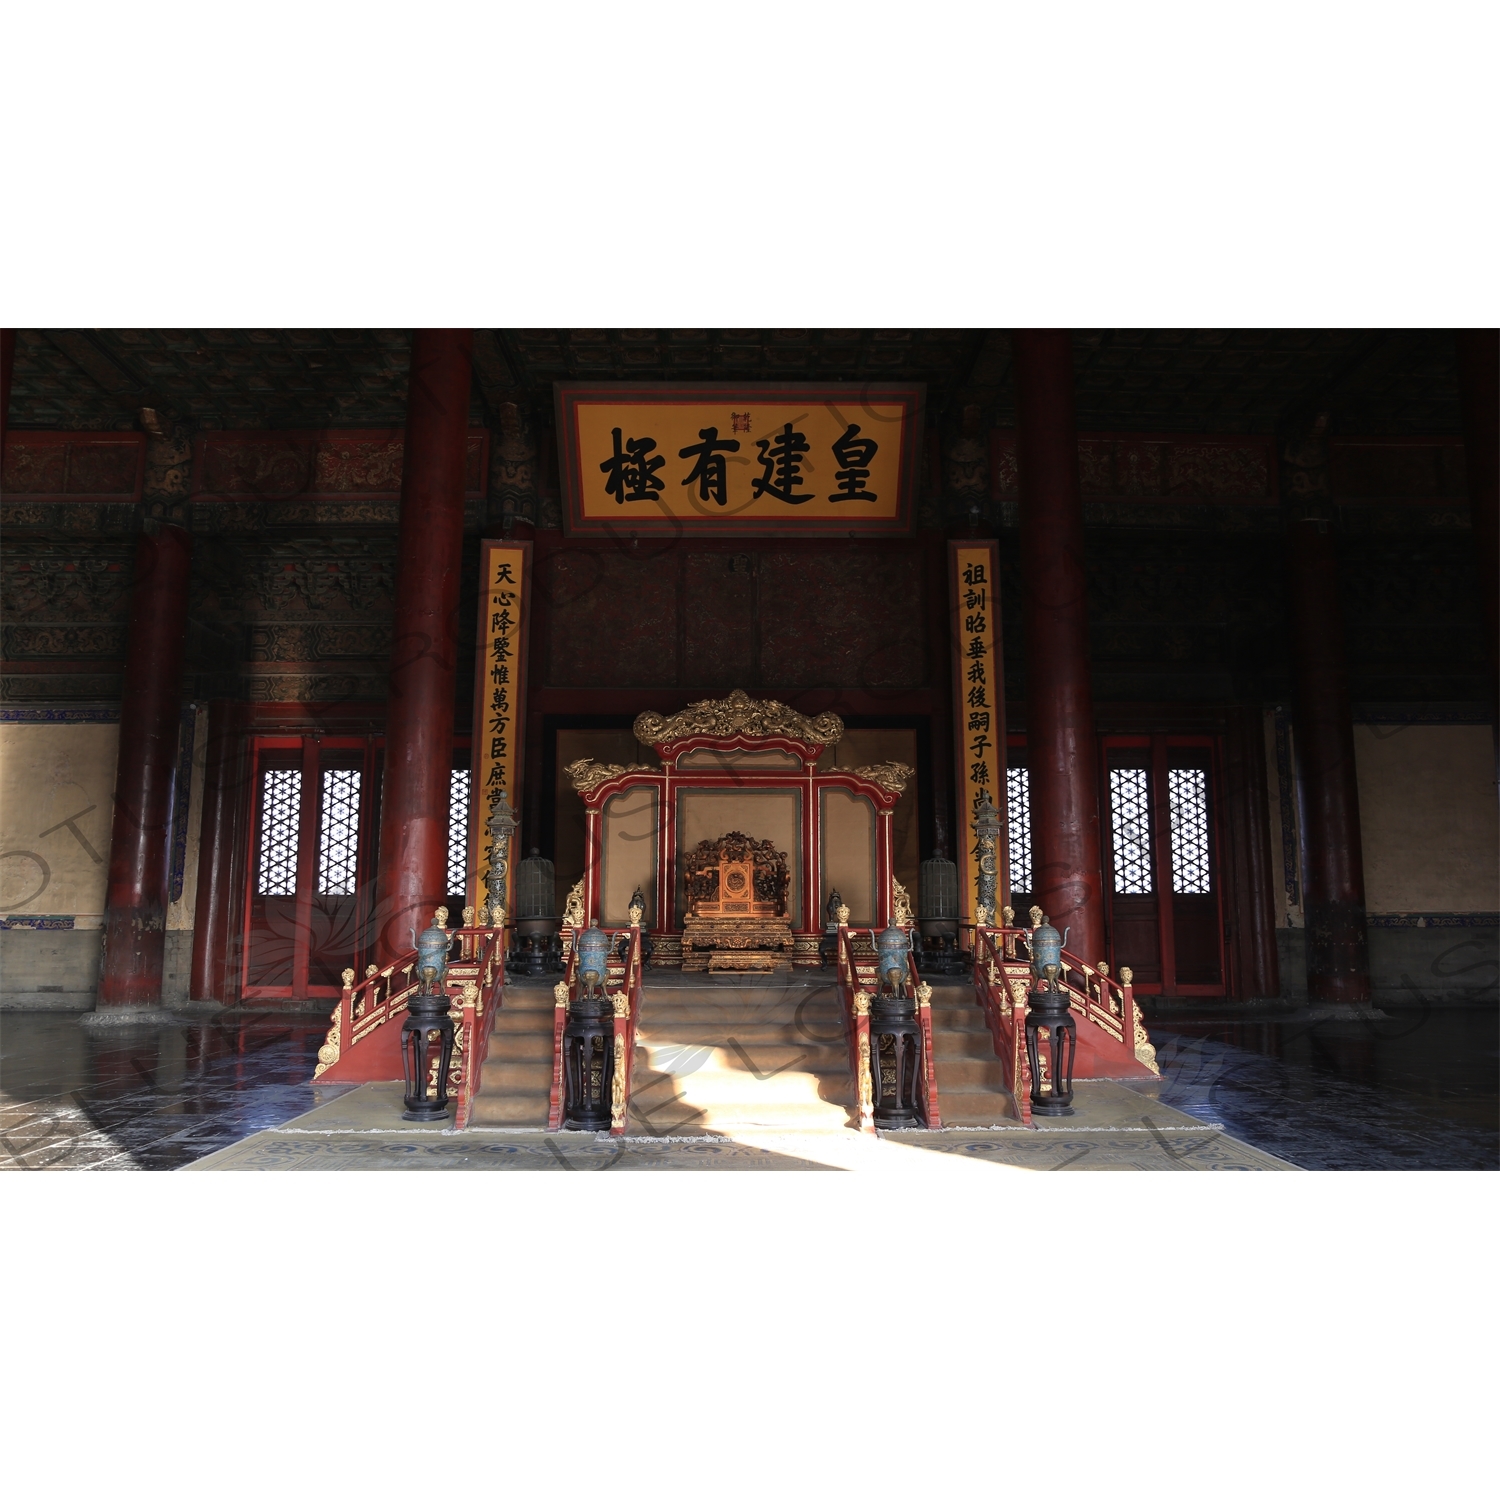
[634,688,844,769]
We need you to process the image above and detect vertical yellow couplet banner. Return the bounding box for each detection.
[950,541,1004,932]
[469,541,531,919]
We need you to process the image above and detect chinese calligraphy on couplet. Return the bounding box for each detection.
[951,542,1004,934]
[470,541,529,918]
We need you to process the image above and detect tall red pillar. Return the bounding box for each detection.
[189,699,247,1004]
[92,522,193,1017]
[1013,330,1105,963]
[1282,413,1371,1009]
[1454,330,1498,754]
[373,330,473,960]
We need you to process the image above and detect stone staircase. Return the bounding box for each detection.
[470,971,1021,1132]
[468,976,558,1127]
[925,979,1024,1126]
[624,975,855,1135]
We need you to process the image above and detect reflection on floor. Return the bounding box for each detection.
[0,1011,352,1171]
[3,1000,1494,1171]
[181,1078,1290,1171]
[1144,1004,1499,1171]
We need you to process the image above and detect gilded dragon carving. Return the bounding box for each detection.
[563,758,639,795]
[633,689,844,748]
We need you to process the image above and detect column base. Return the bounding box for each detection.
[79,1007,179,1027]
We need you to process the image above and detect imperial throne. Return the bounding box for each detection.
[680,831,794,973]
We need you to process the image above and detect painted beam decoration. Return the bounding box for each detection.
[556,382,924,536]
[949,540,1005,934]
[469,540,532,918]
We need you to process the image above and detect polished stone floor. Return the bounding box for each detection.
[1144,1003,1498,1170]
[1,1000,1494,1170]
[0,1011,353,1170]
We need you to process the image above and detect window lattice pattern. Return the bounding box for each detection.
[317,770,362,896]
[1110,769,1154,895]
[447,769,470,895]
[1168,768,1212,894]
[1006,766,1032,893]
[257,769,302,897]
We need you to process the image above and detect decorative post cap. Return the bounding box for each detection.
[836,904,851,925]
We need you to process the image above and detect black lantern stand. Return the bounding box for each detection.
[401,966,456,1122]
[561,989,615,1131]
[1024,969,1077,1117]
[870,957,924,1129]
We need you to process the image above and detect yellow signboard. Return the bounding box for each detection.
[557,382,923,535]
[469,540,531,919]
[950,540,1005,933]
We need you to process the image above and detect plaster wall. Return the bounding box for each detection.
[600,786,657,926]
[0,722,120,923]
[820,789,876,927]
[1352,724,1498,913]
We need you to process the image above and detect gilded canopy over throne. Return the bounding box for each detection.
[682,830,794,972]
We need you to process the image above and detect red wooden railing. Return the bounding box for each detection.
[546,923,646,1135]
[832,919,942,1131]
[312,912,507,1129]
[971,918,1160,1124]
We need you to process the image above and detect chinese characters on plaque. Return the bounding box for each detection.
[950,541,1004,933]
[469,541,530,917]
[557,384,923,535]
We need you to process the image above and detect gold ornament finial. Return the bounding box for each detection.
[434,906,449,930]
[462,905,475,927]
[341,968,355,989]
[836,903,850,926]
[852,990,871,1017]
[892,879,915,927]
[1097,960,1110,977]
[365,964,378,978]
[1120,966,1133,986]
[553,980,570,1008]
[1029,905,1046,929]
[1001,904,1015,927]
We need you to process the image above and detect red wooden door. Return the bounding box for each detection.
[1100,735,1226,997]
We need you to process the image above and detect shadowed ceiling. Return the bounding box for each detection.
[6,327,1463,437]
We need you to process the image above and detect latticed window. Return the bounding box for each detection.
[1109,768,1154,895]
[1168,767,1211,894]
[257,769,302,897]
[1005,766,1032,892]
[447,768,470,894]
[317,769,362,896]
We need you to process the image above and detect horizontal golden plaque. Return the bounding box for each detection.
[556,382,924,535]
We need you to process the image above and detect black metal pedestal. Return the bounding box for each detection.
[562,993,615,1131]
[1024,984,1077,1117]
[870,993,925,1129]
[401,990,455,1121]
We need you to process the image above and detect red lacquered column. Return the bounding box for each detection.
[1012,330,1106,963]
[373,330,473,961]
[94,523,193,1015]
[189,699,246,1004]
[1454,330,1499,755]
[1283,416,1370,1008]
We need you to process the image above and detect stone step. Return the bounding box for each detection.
[480,1059,554,1093]
[935,1088,1022,1126]
[929,1029,1005,1060]
[929,1055,1010,1089]
[469,1088,552,1126]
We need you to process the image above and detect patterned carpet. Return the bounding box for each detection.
[180,1079,1295,1171]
